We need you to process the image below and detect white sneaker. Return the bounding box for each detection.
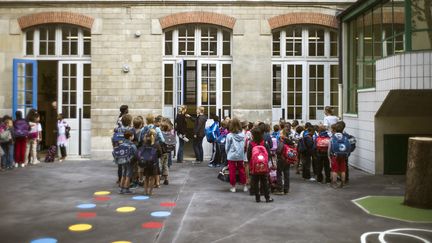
[309,178,316,182]
[33,160,41,165]
[14,164,18,168]
[243,186,248,192]
[230,187,236,193]
[20,164,25,168]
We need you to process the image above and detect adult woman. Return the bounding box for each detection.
[225,118,247,192]
[323,106,339,134]
[174,105,188,163]
[192,106,207,164]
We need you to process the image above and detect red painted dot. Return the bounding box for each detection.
[160,202,176,207]
[77,212,97,219]
[142,222,163,229]
[94,196,111,201]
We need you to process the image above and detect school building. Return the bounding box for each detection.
[0,0,430,174]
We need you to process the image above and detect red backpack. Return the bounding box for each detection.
[316,135,330,154]
[282,144,298,164]
[250,141,269,175]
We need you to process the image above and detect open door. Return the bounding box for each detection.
[58,61,91,156]
[12,59,38,118]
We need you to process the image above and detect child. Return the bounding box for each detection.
[218,119,230,167]
[113,114,133,183]
[160,121,174,185]
[0,116,14,169]
[115,130,137,194]
[13,111,29,167]
[299,125,315,181]
[225,118,247,193]
[139,129,162,195]
[130,116,144,189]
[26,111,41,165]
[57,113,70,162]
[314,125,331,183]
[247,127,274,203]
[274,125,296,195]
[328,122,351,188]
[294,125,304,174]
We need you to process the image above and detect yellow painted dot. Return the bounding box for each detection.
[68,224,92,232]
[116,207,136,213]
[94,191,111,196]
[112,241,132,243]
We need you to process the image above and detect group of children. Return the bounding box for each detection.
[0,109,70,171]
[112,105,176,195]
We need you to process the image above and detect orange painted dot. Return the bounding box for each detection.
[94,196,111,202]
[77,212,97,219]
[160,202,176,207]
[142,222,164,229]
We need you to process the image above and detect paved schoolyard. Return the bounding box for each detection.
[0,159,431,243]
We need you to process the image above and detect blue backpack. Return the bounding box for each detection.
[137,144,158,167]
[205,122,219,143]
[112,142,134,165]
[331,133,352,157]
[112,127,129,147]
[217,133,227,145]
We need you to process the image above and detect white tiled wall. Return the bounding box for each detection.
[345,51,432,174]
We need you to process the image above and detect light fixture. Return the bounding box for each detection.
[135,31,141,37]
[122,64,130,73]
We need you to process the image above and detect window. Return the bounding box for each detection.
[330,65,339,116]
[25,25,91,57]
[222,64,232,117]
[164,64,174,105]
[164,25,231,57]
[272,25,338,121]
[178,26,195,56]
[201,26,218,56]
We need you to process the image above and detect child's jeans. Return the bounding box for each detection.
[25,138,38,163]
[228,160,246,186]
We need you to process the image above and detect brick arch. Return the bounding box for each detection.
[18,12,94,30]
[159,11,236,30]
[268,13,338,30]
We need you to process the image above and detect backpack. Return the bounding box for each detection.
[217,133,227,145]
[282,144,298,164]
[315,136,330,154]
[250,141,269,175]
[331,133,352,157]
[162,131,177,153]
[112,142,134,165]
[297,137,307,153]
[137,145,158,168]
[205,122,219,143]
[14,120,29,138]
[112,130,125,147]
[0,125,10,143]
[347,133,357,152]
[45,145,57,162]
[270,137,278,152]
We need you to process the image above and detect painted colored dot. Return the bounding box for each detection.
[112,241,132,243]
[160,202,176,207]
[151,211,171,217]
[132,196,149,201]
[94,196,111,202]
[68,224,92,232]
[142,222,164,229]
[76,203,96,209]
[94,191,111,196]
[30,238,58,243]
[116,207,136,213]
[77,212,97,219]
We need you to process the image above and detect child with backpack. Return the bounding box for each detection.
[137,129,162,196]
[314,125,331,183]
[13,111,29,167]
[25,111,41,165]
[113,114,133,184]
[113,130,137,194]
[225,118,247,193]
[298,125,315,181]
[218,119,230,167]
[160,120,176,185]
[247,127,274,203]
[274,124,296,195]
[328,122,351,188]
[337,121,356,183]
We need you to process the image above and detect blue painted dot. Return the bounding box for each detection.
[151,211,171,217]
[132,196,150,201]
[30,238,58,243]
[76,203,96,209]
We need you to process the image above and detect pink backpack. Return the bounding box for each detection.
[283,144,298,164]
[316,136,330,154]
[250,141,269,175]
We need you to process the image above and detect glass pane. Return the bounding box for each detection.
[70,91,77,105]
[165,77,173,91]
[83,106,91,119]
[84,64,91,76]
[70,106,76,118]
[48,42,55,55]
[318,93,324,105]
[295,79,302,91]
[62,106,69,118]
[62,92,69,104]
[165,91,173,105]
[63,64,69,76]
[295,107,302,119]
[287,93,294,106]
[310,93,316,105]
[223,92,231,105]
[309,108,316,120]
[63,78,69,90]
[40,42,46,55]
[287,107,294,119]
[70,65,77,76]
[331,79,338,92]
[331,93,338,105]
[84,91,91,105]
[273,92,281,106]
[295,92,302,104]
[223,78,230,92]
[309,79,316,90]
[318,79,324,91]
[288,79,294,91]
[25,77,33,90]
[70,78,77,90]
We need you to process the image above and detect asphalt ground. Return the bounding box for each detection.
[0,159,431,243]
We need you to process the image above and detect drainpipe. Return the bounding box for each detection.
[338,18,343,119]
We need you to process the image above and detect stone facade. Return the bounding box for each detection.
[0,1,351,158]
